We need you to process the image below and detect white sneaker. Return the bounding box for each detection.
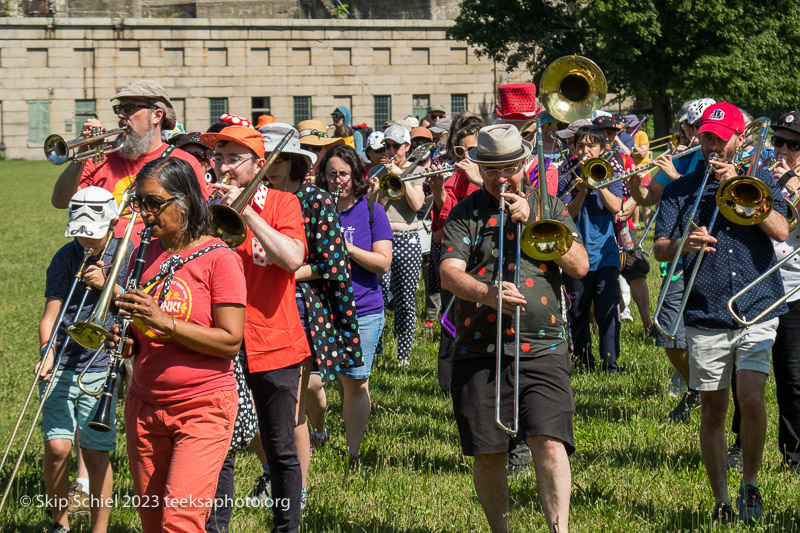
[620,309,634,323]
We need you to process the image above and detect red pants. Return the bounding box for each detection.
[125,389,237,533]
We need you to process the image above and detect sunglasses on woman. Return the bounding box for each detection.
[131,196,176,213]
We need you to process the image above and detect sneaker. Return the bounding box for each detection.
[423,321,435,336]
[736,484,763,524]
[397,358,410,368]
[246,472,271,505]
[48,524,69,533]
[620,309,634,323]
[712,502,736,525]
[685,389,701,410]
[508,441,532,477]
[668,392,692,423]
[727,444,743,473]
[300,487,307,511]
[668,369,686,398]
[67,481,89,515]
[309,427,330,453]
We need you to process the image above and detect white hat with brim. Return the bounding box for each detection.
[259,122,317,166]
[467,124,532,166]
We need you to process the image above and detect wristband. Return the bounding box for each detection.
[778,170,796,189]
[40,342,53,356]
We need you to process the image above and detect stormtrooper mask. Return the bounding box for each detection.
[65,186,119,238]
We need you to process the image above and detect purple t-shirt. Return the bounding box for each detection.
[339,196,393,316]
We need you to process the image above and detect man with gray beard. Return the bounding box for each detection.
[51,80,208,245]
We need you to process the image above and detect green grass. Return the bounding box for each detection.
[0,161,799,531]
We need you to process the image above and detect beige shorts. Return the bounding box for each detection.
[685,318,778,391]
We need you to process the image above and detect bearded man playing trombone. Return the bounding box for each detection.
[654,103,789,525]
[440,124,588,533]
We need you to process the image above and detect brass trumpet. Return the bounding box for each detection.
[378,142,434,200]
[44,128,126,165]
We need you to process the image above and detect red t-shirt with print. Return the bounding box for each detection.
[128,237,246,405]
[80,144,209,246]
[237,184,310,372]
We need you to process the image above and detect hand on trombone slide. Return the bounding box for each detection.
[486,281,527,315]
[707,158,738,184]
[33,350,55,382]
[499,190,532,225]
[681,224,717,255]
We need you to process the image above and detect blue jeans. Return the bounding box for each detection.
[339,312,385,379]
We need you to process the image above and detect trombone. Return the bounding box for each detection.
[44,128,126,165]
[495,54,605,436]
[209,130,295,248]
[586,145,703,190]
[378,142,434,200]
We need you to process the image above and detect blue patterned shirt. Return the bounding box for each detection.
[655,164,788,330]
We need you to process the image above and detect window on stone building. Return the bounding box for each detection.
[292,48,311,66]
[119,48,141,67]
[412,48,430,65]
[27,100,50,144]
[210,98,228,127]
[374,95,391,130]
[27,48,48,68]
[208,48,228,67]
[250,47,270,66]
[451,94,468,114]
[75,100,96,131]
[164,47,185,66]
[412,94,430,121]
[333,48,352,66]
[294,97,312,125]
[74,48,94,69]
[450,47,468,65]
[374,48,391,65]
[251,97,271,126]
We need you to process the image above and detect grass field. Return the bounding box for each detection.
[0,160,798,532]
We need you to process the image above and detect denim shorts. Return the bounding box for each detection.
[339,312,385,380]
[686,318,778,391]
[39,369,117,450]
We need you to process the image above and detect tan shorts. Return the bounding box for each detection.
[686,319,778,391]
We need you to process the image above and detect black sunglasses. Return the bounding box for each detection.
[131,196,176,213]
[772,135,800,152]
[385,141,403,150]
[113,103,156,115]
[186,151,209,162]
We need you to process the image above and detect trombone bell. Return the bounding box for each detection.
[379,173,405,200]
[716,176,773,225]
[520,220,574,261]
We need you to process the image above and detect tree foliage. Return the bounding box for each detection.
[449,0,800,132]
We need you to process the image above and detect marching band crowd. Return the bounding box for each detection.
[23,69,800,533]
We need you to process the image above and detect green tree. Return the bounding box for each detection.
[449,0,800,134]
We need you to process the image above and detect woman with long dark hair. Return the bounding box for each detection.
[109,157,247,532]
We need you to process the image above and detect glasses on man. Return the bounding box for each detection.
[429,113,446,120]
[482,163,522,179]
[131,196,176,213]
[211,155,256,167]
[325,171,351,180]
[772,135,800,152]
[112,103,156,115]
[385,141,403,151]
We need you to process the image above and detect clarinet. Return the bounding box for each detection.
[87,226,153,432]
[332,187,341,209]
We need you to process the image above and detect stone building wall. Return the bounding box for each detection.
[0,17,531,160]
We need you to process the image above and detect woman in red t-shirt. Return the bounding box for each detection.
[110,157,246,533]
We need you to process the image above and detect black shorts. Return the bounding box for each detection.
[621,248,650,282]
[451,353,575,456]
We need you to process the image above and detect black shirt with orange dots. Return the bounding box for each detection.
[441,184,582,360]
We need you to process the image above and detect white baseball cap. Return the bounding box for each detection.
[383,124,411,145]
[367,131,385,150]
[65,187,118,238]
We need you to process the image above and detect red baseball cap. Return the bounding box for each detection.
[200,126,265,159]
[697,102,745,142]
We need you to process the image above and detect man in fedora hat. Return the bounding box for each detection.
[51,79,207,245]
[440,124,588,533]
